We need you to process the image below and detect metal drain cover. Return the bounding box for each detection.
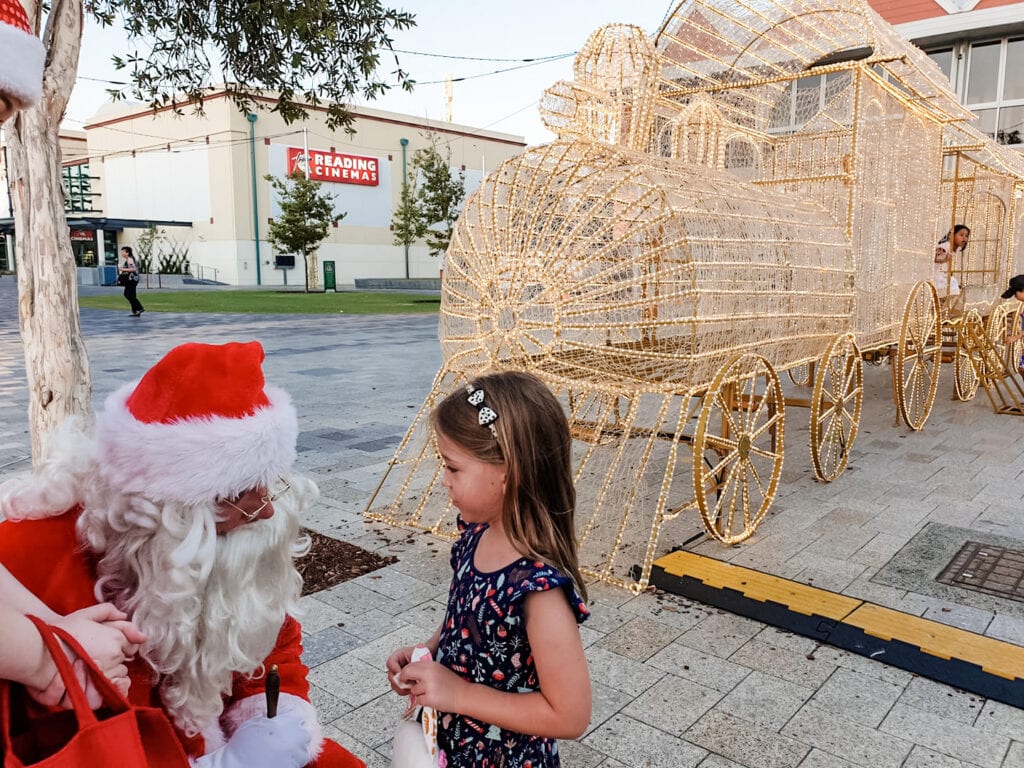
[936,541,1024,603]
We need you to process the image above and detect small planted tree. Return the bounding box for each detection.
[390,135,466,273]
[266,170,344,291]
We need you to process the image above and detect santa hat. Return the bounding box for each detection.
[96,341,298,506]
[0,0,45,110]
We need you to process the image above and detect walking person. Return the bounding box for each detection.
[387,371,591,768]
[118,246,145,316]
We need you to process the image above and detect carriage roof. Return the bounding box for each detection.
[653,0,974,126]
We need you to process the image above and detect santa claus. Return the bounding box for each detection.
[0,341,363,768]
[0,0,44,123]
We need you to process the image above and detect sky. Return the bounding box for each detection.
[66,1,678,146]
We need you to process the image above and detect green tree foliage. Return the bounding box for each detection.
[265,170,345,290]
[391,136,466,257]
[91,0,416,131]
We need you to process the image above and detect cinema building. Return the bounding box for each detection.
[0,91,525,286]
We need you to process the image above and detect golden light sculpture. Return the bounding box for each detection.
[367,0,1024,590]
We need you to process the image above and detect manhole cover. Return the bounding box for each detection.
[936,541,1024,602]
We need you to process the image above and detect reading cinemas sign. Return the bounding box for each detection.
[286,147,379,186]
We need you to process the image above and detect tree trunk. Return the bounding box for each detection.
[307,251,320,291]
[8,0,90,463]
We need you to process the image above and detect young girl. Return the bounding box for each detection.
[386,371,591,768]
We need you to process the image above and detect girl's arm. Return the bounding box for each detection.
[399,589,591,740]
[0,564,60,621]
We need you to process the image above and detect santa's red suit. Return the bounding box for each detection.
[0,509,362,767]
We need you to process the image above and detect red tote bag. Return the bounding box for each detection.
[1,615,189,768]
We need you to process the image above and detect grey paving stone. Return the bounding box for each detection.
[557,737,608,768]
[809,666,904,728]
[717,670,814,730]
[1004,742,1024,768]
[595,616,685,661]
[729,638,837,689]
[699,754,748,768]
[298,594,351,635]
[320,724,388,768]
[303,625,367,667]
[879,703,1010,768]
[317,580,404,616]
[585,680,634,737]
[621,674,723,736]
[796,748,861,768]
[308,652,392,709]
[904,745,984,768]
[976,700,1024,740]
[583,713,707,768]
[334,692,408,750]
[897,677,986,725]
[645,641,752,693]
[584,646,665,698]
[685,710,810,768]
[676,612,765,658]
[782,703,913,768]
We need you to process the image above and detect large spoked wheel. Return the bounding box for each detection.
[810,333,863,482]
[693,353,784,544]
[987,301,1024,376]
[895,281,941,430]
[953,322,981,401]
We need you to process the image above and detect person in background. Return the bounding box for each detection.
[387,371,591,768]
[118,245,145,316]
[1000,274,1024,376]
[0,341,365,768]
[932,224,969,311]
[0,0,147,711]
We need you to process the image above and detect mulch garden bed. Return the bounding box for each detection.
[297,528,397,596]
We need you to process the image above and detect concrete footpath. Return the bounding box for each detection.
[0,278,1022,768]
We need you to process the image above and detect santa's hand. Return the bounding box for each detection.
[195,708,310,768]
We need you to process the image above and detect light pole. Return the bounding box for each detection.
[247,113,262,286]
[400,137,409,279]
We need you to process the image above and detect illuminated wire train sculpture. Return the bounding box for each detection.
[368,0,1024,590]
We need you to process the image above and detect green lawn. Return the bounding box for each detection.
[80,290,441,315]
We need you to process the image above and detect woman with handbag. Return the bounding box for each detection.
[118,246,145,317]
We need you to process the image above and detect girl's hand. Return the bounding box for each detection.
[386,645,416,696]
[43,604,146,708]
[396,659,468,713]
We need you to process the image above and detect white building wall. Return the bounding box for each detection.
[104,149,212,222]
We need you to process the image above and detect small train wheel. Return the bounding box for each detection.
[953,323,981,401]
[693,353,784,544]
[810,333,863,482]
[895,281,941,430]
[987,301,1024,377]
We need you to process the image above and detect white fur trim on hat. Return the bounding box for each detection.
[96,382,298,506]
[0,10,44,109]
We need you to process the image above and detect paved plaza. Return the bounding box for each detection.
[1,278,1023,768]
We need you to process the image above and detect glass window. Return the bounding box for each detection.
[997,104,1024,146]
[966,41,1000,105]
[972,107,998,139]
[928,49,953,83]
[1003,38,1024,101]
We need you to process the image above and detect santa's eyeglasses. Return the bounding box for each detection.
[220,478,291,521]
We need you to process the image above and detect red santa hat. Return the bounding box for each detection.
[96,341,298,506]
[0,0,45,110]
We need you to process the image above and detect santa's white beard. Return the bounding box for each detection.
[77,475,317,736]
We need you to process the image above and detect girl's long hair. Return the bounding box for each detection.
[432,371,587,603]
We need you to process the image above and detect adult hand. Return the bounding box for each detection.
[396,658,469,714]
[33,604,146,708]
[194,709,310,768]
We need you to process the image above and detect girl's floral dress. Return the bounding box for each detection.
[435,518,589,768]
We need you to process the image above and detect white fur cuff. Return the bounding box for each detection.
[222,693,323,762]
